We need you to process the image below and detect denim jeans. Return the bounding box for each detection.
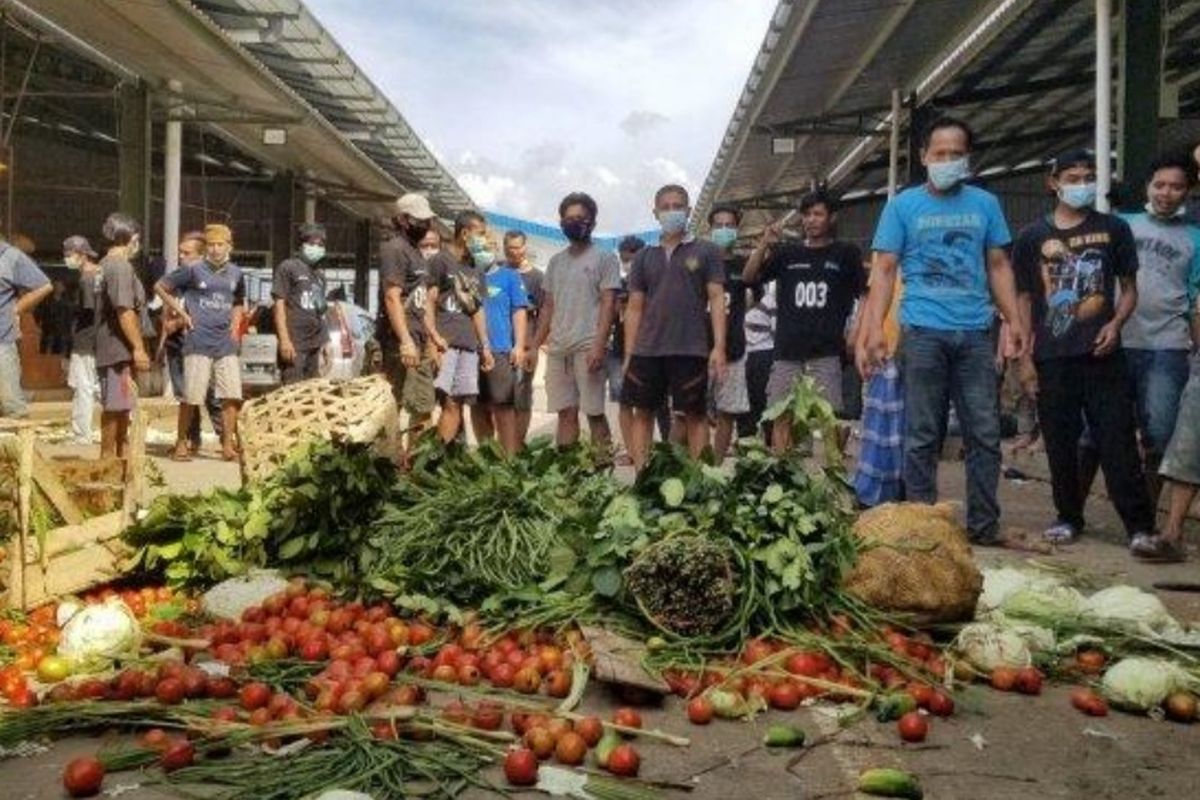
[1123,348,1191,458]
[901,326,1001,541]
[0,342,26,417]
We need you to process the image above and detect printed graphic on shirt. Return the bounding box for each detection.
[1039,237,1107,338]
[912,219,985,291]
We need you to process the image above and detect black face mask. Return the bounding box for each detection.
[402,218,430,244]
[561,218,593,243]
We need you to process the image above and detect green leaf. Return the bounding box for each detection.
[590,566,623,597]
[277,536,306,560]
[153,541,183,560]
[660,478,686,508]
[762,484,784,505]
[540,545,578,590]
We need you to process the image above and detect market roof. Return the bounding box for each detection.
[696,0,1200,227]
[6,0,473,218]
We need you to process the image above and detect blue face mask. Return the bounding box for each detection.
[927,156,970,191]
[1058,182,1096,210]
[710,227,737,249]
[658,209,688,235]
[468,235,488,254]
[472,250,496,269]
[301,243,326,263]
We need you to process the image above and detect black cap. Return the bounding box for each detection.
[1050,148,1095,175]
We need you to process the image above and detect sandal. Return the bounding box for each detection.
[169,446,193,462]
[1131,534,1187,563]
[1043,521,1078,544]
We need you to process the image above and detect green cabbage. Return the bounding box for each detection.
[1081,585,1178,633]
[1101,657,1193,711]
[999,585,1085,624]
[57,597,141,670]
[977,568,1066,616]
[953,622,1032,671]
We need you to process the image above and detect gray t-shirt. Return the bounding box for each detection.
[0,243,49,345]
[1120,212,1200,351]
[272,257,327,352]
[95,254,146,368]
[543,245,621,355]
[72,266,103,357]
[628,238,726,358]
[160,261,245,358]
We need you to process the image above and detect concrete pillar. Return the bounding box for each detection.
[163,81,183,269]
[353,217,371,308]
[1117,0,1161,208]
[303,190,317,225]
[1095,0,1113,212]
[118,82,151,239]
[269,171,294,268]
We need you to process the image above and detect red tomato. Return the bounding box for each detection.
[612,707,642,730]
[990,667,1018,692]
[504,748,539,786]
[785,652,826,677]
[906,683,935,709]
[742,639,775,665]
[687,696,714,725]
[897,711,928,742]
[555,731,588,765]
[160,740,195,772]
[155,678,186,706]
[239,682,272,711]
[1015,667,1043,696]
[63,757,105,797]
[768,682,802,711]
[575,716,604,746]
[606,744,640,777]
[927,691,955,717]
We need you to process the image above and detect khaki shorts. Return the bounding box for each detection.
[766,356,843,412]
[383,347,436,417]
[183,354,241,405]
[545,349,606,417]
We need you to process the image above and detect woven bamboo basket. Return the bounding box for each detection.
[238,375,399,483]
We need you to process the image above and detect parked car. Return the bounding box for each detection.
[239,300,376,395]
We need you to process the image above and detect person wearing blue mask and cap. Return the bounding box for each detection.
[1012,147,1154,551]
[856,116,1027,548]
[273,223,330,384]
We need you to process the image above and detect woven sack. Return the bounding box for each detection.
[842,502,982,624]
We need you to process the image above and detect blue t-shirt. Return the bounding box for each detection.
[872,184,1012,330]
[160,260,245,358]
[0,243,49,345]
[482,264,528,353]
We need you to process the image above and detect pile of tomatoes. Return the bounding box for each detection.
[502,707,642,786]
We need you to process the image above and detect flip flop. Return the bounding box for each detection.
[1131,535,1187,563]
[169,449,193,462]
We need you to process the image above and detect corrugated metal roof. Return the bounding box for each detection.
[698,0,1200,229]
[191,0,473,217]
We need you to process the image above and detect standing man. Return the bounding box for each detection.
[273,223,329,384]
[708,205,750,461]
[609,236,643,459]
[155,224,245,462]
[744,192,864,453]
[426,210,493,444]
[622,184,726,468]
[379,194,439,449]
[1119,154,1200,513]
[0,235,51,417]
[502,230,545,441]
[1013,148,1155,548]
[63,236,102,442]
[473,233,528,453]
[857,117,1027,546]
[94,213,149,457]
[743,281,775,443]
[534,192,620,448]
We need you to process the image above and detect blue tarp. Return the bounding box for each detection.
[483,211,660,251]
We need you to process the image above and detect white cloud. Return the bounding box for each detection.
[306,0,777,230]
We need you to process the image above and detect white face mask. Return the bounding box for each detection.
[64,254,82,270]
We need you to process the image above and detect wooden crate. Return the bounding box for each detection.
[0,411,145,610]
[238,374,398,483]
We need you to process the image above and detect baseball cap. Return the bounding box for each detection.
[1050,148,1096,175]
[395,193,435,221]
[298,222,327,242]
[204,223,233,244]
[62,235,97,258]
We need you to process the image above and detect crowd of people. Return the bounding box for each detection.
[0,114,1197,564]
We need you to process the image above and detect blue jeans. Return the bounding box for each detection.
[901,327,1000,541]
[1124,348,1190,458]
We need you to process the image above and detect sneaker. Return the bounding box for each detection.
[1043,521,1078,544]
[1130,533,1185,562]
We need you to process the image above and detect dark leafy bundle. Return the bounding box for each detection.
[624,534,738,637]
[364,439,615,608]
[124,441,397,589]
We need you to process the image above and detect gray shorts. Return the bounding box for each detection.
[514,366,535,412]
[1160,372,1200,486]
[100,363,137,413]
[712,356,750,415]
[545,349,606,417]
[766,356,843,412]
[435,347,479,400]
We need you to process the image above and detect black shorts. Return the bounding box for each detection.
[480,356,518,406]
[620,355,708,415]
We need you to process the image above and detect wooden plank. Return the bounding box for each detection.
[580,625,670,694]
[124,402,147,525]
[16,428,33,608]
[23,511,124,563]
[31,449,85,526]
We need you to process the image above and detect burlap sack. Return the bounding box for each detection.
[842,502,982,624]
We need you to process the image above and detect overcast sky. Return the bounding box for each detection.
[305,0,777,234]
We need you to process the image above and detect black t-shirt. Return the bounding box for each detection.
[609,272,629,358]
[723,256,748,362]
[761,241,865,361]
[376,234,427,346]
[72,267,102,357]
[272,257,328,351]
[1013,211,1138,362]
[427,251,483,351]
